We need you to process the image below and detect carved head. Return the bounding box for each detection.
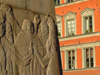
[0,4,13,16]
[22,19,34,33]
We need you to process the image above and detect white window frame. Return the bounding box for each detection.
[65,49,77,70]
[64,12,76,37]
[82,46,96,68]
[56,15,62,37]
[81,8,95,34]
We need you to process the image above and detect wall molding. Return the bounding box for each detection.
[59,32,100,41]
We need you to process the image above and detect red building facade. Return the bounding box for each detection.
[55,0,100,75]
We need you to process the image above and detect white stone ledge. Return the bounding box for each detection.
[59,32,100,41]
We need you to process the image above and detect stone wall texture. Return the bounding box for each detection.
[0,0,55,17]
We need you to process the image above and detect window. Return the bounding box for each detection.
[65,50,76,70]
[57,22,61,37]
[84,48,94,68]
[64,12,76,37]
[84,16,93,33]
[81,8,95,34]
[54,0,60,5]
[66,19,75,36]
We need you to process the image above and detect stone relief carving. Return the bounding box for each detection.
[0,3,62,75]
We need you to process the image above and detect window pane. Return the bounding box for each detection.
[68,25,71,28]
[85,17,88,30]
[68,29,71,34]
[90,48,93,58]
[68,51,71,69]
[84,17,89,33]
[68,51,71,57]
[58,0,60,4]
[72,51,75,57]
[86,48,89,67]
[72,24,74,27]
[67,21,71,24]
[54,0,57,5]
[68,0,70,2]
[72,28,74,32]
[71,20,74,24]
[86,59,89,67]
[91,58,93,67]
[86,49,89,58]
[89,16,92,32]
[89,16,92,21]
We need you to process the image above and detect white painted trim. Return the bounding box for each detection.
[59,32,100,41]
[80,8,95,14]
[60,41,100,51]
[63,67,100,72]
[55,0,88,8]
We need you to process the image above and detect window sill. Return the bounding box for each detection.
[63,67,100,72]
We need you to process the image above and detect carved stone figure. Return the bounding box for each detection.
[15,19,34,75]
[0,12,6,75]
[0,2,62,75]
[0,4,21,41]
